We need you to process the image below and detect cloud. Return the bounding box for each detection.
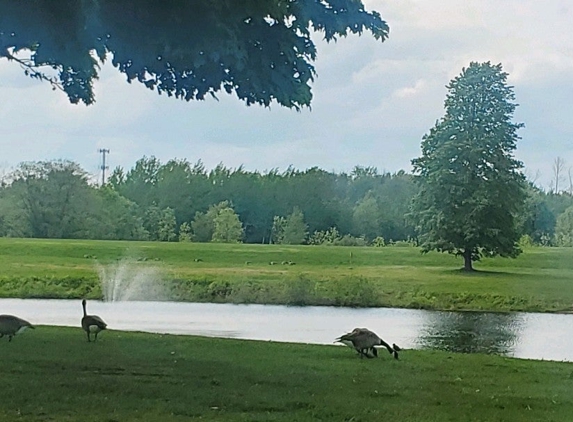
[392,79,427,98]
[1,1,572,190]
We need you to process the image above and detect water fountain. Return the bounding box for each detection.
[98,259,168,302]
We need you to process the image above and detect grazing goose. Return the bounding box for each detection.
[81,299,107,342]
[336,328,399,359]
[0,315,34,342]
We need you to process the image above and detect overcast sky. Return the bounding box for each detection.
[1,0,571,190]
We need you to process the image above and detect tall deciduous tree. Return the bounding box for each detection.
[517,185,556,244]
[554,205,573,247]
[115,156,161,208]
[273,208,308,245]
[411,62,526,271]
[551,157,566,194]
[0,1,388,108]
[90,187,147,240]
[10,160,93,238]
[157,207,177,242]
[191,201,235,242]
[352,192,381,242]
[212,207,244,243]
[271,216,287,244]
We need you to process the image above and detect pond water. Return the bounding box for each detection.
[1,299,572,362]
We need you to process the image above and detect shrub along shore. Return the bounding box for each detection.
[0,238,572,313]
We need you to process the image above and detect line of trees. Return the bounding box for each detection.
[2,59,573,272]
[0,157,572,248]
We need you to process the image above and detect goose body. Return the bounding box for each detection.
[336,328,399,359]
[0,315,34,341]
[81,299,107,342]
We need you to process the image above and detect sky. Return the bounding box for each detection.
[0,0,572,190]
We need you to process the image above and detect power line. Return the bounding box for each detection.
[98,148,110,186]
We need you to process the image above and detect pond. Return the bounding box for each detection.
[1,298,572,362]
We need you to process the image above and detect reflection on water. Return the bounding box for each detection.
[0,299,572,362]
[417,311,522,355]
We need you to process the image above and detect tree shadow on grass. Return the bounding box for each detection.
[447,268,522,278]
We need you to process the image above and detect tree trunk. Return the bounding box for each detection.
[463,249,474,271]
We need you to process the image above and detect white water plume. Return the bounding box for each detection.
[99,259,168,302]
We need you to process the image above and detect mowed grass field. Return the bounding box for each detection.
[0,238,572,312]
[2,326,572,422]
[1,239,573,421]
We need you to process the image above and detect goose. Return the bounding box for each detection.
[335,328,384,358]
[336,328,399,359]
[81,299,107,342]
[0,315,34,341]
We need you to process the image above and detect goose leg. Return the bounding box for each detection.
[365,349,376,359]
[86,331,91,342]
[359,348,375,359]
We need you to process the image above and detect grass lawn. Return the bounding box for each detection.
[0,238,572,312]
[2,326,572,422]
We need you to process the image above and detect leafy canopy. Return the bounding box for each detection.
[272,208,308,244]
[0,0,388,109]
[410,62,526,270]
[554,205,573,247]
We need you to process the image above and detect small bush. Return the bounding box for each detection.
[284,276,315,306]
[390,240,416,247]
[326,277,379,307]
[207,280,232,300]
[307,227,341,245]
[372,236,385,247]
[333,235,368,247]
[518,234,534,248]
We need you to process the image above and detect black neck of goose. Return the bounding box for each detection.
[380,340,393,354]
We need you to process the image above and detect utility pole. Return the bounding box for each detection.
[98,148,110,186]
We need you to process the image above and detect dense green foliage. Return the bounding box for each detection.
[0,0,388,108]
[412,62,527,270]
[1,238,573,312]
[271,208,308,244]
[212,206,244,243]
[2,326,572,421]
[1,157,572,247]
[0,160,146,239]
[0,160,417,244]
[554,205,573,246]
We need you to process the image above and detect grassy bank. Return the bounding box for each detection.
[0,238,572,312]
[2,326,572,421]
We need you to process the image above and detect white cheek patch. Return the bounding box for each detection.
[16,326,29,334]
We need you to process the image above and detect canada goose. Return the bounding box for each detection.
[0,315,34,341]
[81,299,107,342]
[335,328,399,359]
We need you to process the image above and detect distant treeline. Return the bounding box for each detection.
[0,157,572,246]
